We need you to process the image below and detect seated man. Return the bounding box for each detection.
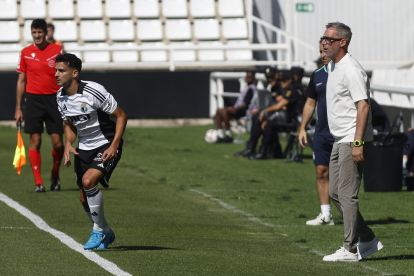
[234,67,280,157]
[249,70,306,160]
[215,71,257,143]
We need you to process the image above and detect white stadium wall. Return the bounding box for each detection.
[273,0,414,70]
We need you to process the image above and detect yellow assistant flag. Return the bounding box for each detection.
[13,122,26,175]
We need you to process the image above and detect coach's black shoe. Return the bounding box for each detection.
[51,176,61,191]
[35,184,46,193]
[234,148,255,158]
[249,146,269,160]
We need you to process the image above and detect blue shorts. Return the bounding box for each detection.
[313,134,334,166]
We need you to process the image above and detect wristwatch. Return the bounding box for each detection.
[353,140,364,147]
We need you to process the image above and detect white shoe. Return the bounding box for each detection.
[323,247,359,262]
[357,237,383,260]
[306,213,334,226]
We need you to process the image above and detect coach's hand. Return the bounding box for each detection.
[352,145,364,166]
[298,129,307,148]
[102,145,117,163]
[64,143,78,167]
[15,109,23,126]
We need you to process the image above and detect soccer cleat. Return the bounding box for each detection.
[306,213,334,226]
[84,229,107,250]
[35,184,46,193]
[357,237,383,260]
[234,148,256,158]
[217,136,233,143]
[323,247,359,262]
[51,176,61,191]
[96,229,115,249]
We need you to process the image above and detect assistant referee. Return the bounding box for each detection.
[15,19,64,193]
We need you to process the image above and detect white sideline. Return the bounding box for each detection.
[0,192,132,276]
[190,189,392,276]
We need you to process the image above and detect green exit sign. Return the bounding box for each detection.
[296,3,314,12]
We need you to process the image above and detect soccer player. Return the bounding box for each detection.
[321,22,382,262]
[15,19,64,193]
[55,53,127,250]
[299,40,335,226]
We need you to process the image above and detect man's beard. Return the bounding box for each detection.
[324,46,340,59]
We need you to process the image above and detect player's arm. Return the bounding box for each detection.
[15,73,26,125]
[102,106,128,163]
[299,98,316,148]
[64,120,79,167]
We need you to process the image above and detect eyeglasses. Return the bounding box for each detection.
[320,36,344,45]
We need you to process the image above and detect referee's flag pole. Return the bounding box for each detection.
[13,121,26,175]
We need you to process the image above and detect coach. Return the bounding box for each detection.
[321,22,383,262]
[15,19,64,193]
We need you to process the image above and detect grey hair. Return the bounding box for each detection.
[326,22,352,43]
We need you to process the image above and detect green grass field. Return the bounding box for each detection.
[1,125,413,275]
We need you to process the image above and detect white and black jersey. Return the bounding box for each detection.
[57,80,118,150]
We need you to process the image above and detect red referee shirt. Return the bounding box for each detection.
[17,43,63,95]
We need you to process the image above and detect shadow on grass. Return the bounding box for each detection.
[365,218,410,225]
[364,255,414,261]
[106,246,180,251]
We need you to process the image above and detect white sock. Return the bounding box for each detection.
[85,186,110,233]
[217,129,224,138]
[225,130,232,138]
[83,206,93,223]
[321,204,331,217]
[403,156,408,168]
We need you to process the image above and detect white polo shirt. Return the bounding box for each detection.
[326,53,373,143]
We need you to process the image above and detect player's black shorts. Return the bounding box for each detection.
[24,93,63,134]
[313,134,335,166]
[74,141,123,189]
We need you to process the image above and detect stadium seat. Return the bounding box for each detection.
[0,44,22,64]
[83,43,110,63]
[193,19,219,40]
[53,20,77,42]
[77,0,103,19]
[137,20,162,41]
[80,20,106,42]
[23,20,33,43]
[109,20,135,41]
[0,21,20,42]
[20,0,46,19]
[0,0,18,19]
[140,42,167,62]
[170,42,196,61]
[62,42,82,60]
[218,0,244,17]
[113,43,139,62]
[222,18,248,39]
[190,0,215,18]
[162,0,187,18]
[165,20,191,41]
[198,41,224,61]
[48,0,74,19]
[105,0,131,18]
[133,0,159,18]
[226,40,252,61]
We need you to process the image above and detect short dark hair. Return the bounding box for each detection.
[246,71,256,78]
[56,53,82,74]
[326,22,352,44]
[31,19,47,32]
[47,23,55,30]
